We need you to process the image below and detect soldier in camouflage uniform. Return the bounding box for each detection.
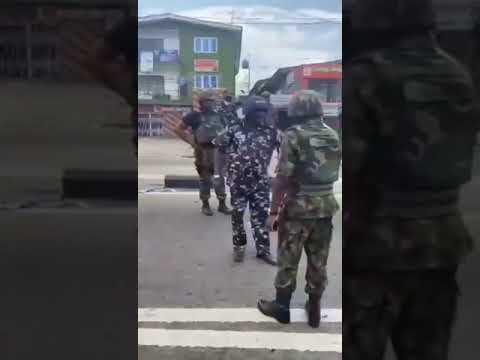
[258,91,341,328]
[175,91,232,216]
[214,96,278,265]
[343,0,479,358]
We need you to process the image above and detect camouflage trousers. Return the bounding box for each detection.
[194,146,226,202]
[230,181,270,254]
[275,217,333,296]
[343,268,458,360]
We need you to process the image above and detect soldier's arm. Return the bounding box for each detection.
[270,131,297,215]
[213,127,231,149]
[174,118,195,146]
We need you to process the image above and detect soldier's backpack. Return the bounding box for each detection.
[292,121,341,186]
[194,113,226,145]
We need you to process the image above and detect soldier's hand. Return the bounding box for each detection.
[266,214,279,232]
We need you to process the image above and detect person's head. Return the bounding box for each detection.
[243,96,271,128]
[287,90,323,122]
[222,91,233,103]
[350,0,436,45]
[261,91,271,102]
[198,91,215,112]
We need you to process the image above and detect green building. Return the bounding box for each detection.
[138,13,243,107]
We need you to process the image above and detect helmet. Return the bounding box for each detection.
[198,90,215,103]
[350,0,435,30]
[243,96,270,117]
[243,96,271,127]
[287,90,323,118]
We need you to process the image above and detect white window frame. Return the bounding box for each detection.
[194,37,218,54]
[194,74,220,89]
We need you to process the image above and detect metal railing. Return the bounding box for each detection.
[138,118,165,137]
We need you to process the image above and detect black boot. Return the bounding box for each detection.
[201,200,213,216]
[256,252,277,266]
[218,199,232,215]
[305,294,321,328]
[233,246,245,262]
[257,289,292,324]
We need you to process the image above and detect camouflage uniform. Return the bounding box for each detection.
[274,119,341,296]
[219,100,240,127]
[183,107,227,203]
[216,100,241,176]
[343,1,478,358]
[215,106,277,255]
[258,91,341,328]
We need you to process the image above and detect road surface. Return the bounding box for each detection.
[138,190,343,359]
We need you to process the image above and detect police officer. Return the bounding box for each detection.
[257,91,341,328]
[343,0,479,358]
[215,96,278,265]
[175,91,232,216]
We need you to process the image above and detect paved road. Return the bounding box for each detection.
[2,206,138,360]
[138,191,342,359]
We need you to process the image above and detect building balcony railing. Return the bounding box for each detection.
[138,49,181,73]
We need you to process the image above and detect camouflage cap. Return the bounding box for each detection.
[287,90,323,118]
[351,0,435,30]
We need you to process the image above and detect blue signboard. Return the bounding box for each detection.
[159,50,179,63]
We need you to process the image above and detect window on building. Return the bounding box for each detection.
[194,74,220,89]
[194,37,218,54]
[138,75,165,98]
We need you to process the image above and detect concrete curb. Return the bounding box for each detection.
[164,175,200,189]
[62,169,137,200]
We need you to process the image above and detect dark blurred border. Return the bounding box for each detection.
[0,2,138,359]
[343,1,480,359]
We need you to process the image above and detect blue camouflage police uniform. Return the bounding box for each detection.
[215,96,278,257]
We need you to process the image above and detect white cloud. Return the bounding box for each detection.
[140,5,342,87]
[139,7,164,17]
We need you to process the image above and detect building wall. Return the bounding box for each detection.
[179,23,238,102]
[138,20,240,107]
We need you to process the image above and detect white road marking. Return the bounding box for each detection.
[138,328,342,353]
[138,174,165,180]
[138,308,342,323]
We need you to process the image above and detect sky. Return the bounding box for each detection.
[139,1,342,91]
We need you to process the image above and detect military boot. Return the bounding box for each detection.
[218,199,232,215]
[256,252,277,266]
[257,289,292,324]
[233,246,246,262]
[201,200,213,216]
[305,294,321,328]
